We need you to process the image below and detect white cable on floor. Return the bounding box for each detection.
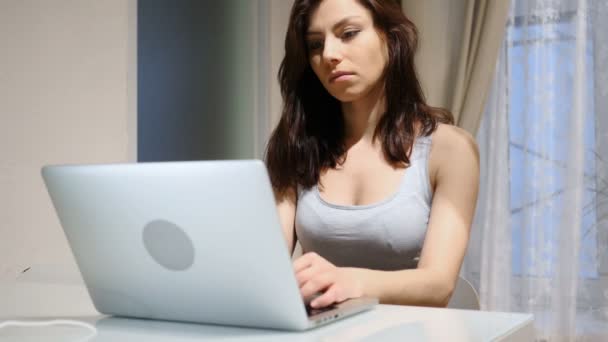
[0,319,97,341]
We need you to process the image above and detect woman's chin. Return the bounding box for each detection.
[329,89,364,103]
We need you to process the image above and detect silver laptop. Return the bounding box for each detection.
[41,160,377,331]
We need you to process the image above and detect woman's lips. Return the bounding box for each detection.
[329,72,355,83]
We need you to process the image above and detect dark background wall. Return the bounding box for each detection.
[138,1,256,161]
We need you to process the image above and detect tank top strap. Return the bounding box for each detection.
[405,134,433,203]
[411,134,433,161]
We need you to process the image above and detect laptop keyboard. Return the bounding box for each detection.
[305,303,338,317]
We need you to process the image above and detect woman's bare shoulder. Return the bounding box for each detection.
[428,123,480,186]
[431,123,478,157]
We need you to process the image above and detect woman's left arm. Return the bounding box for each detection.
[297,126,480,308]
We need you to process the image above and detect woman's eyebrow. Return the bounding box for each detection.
[306,15,363,35]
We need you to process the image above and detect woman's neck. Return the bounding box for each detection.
[340,84,386,148]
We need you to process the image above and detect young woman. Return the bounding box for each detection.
[265,0,480,309]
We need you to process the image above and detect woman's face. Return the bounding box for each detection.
[306,0,388,103]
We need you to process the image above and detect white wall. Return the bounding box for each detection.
[0,0,292,279]
[0,0,136,278]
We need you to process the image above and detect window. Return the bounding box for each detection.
[506,12,599,278]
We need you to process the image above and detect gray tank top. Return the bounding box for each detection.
[295,135,433,271]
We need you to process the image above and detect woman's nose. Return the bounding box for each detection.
[322,38,342,65]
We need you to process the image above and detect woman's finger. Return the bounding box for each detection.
[300,271,334,299]
[310,284,340,308]
[292,252,318,273]
[294,264,318,287]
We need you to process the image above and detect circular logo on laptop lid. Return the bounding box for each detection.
[142,219,195,271]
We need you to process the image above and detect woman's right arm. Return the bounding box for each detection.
[275,187,297,255]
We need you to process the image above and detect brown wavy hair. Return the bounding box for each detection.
[265,0,453,196]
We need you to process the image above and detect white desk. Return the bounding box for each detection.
[0,278,534,341]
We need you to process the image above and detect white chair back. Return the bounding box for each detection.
[447,276,480,310]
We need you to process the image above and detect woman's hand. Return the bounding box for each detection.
[293,252,364,308]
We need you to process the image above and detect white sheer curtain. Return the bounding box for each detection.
[463,0,608,340]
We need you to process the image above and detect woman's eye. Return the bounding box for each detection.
[307,40,323,51]
[342,30,359,40]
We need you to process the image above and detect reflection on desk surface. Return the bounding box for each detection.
[90,308,505,342]
[89,307,502,342]
[93,316,293,341]
[0,299,533,342]
[90,314,422,342]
